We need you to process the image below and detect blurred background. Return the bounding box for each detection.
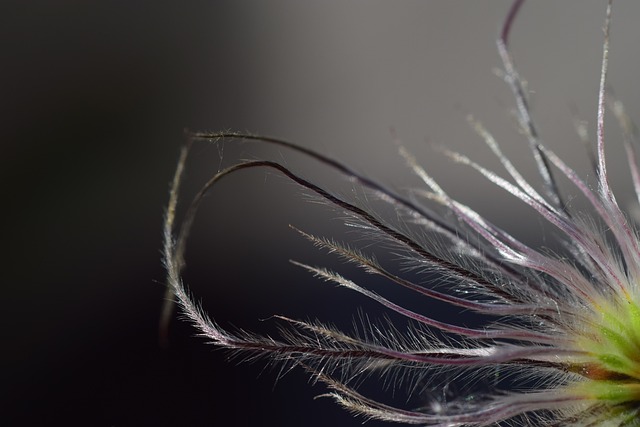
[4,1,640,425]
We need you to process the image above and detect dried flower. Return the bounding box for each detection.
[162,0,640,425]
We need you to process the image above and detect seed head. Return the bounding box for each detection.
[162,1,640,425]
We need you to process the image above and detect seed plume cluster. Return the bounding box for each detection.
[162,1,640,425]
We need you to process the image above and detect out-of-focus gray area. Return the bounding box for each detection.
[4,1,640,425]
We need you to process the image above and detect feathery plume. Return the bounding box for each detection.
[162,1,640,424]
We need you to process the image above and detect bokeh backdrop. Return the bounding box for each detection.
[5,1,640,426]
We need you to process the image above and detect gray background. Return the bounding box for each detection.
[4,1,640,425]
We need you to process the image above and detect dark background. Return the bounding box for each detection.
[4,1,640,426]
